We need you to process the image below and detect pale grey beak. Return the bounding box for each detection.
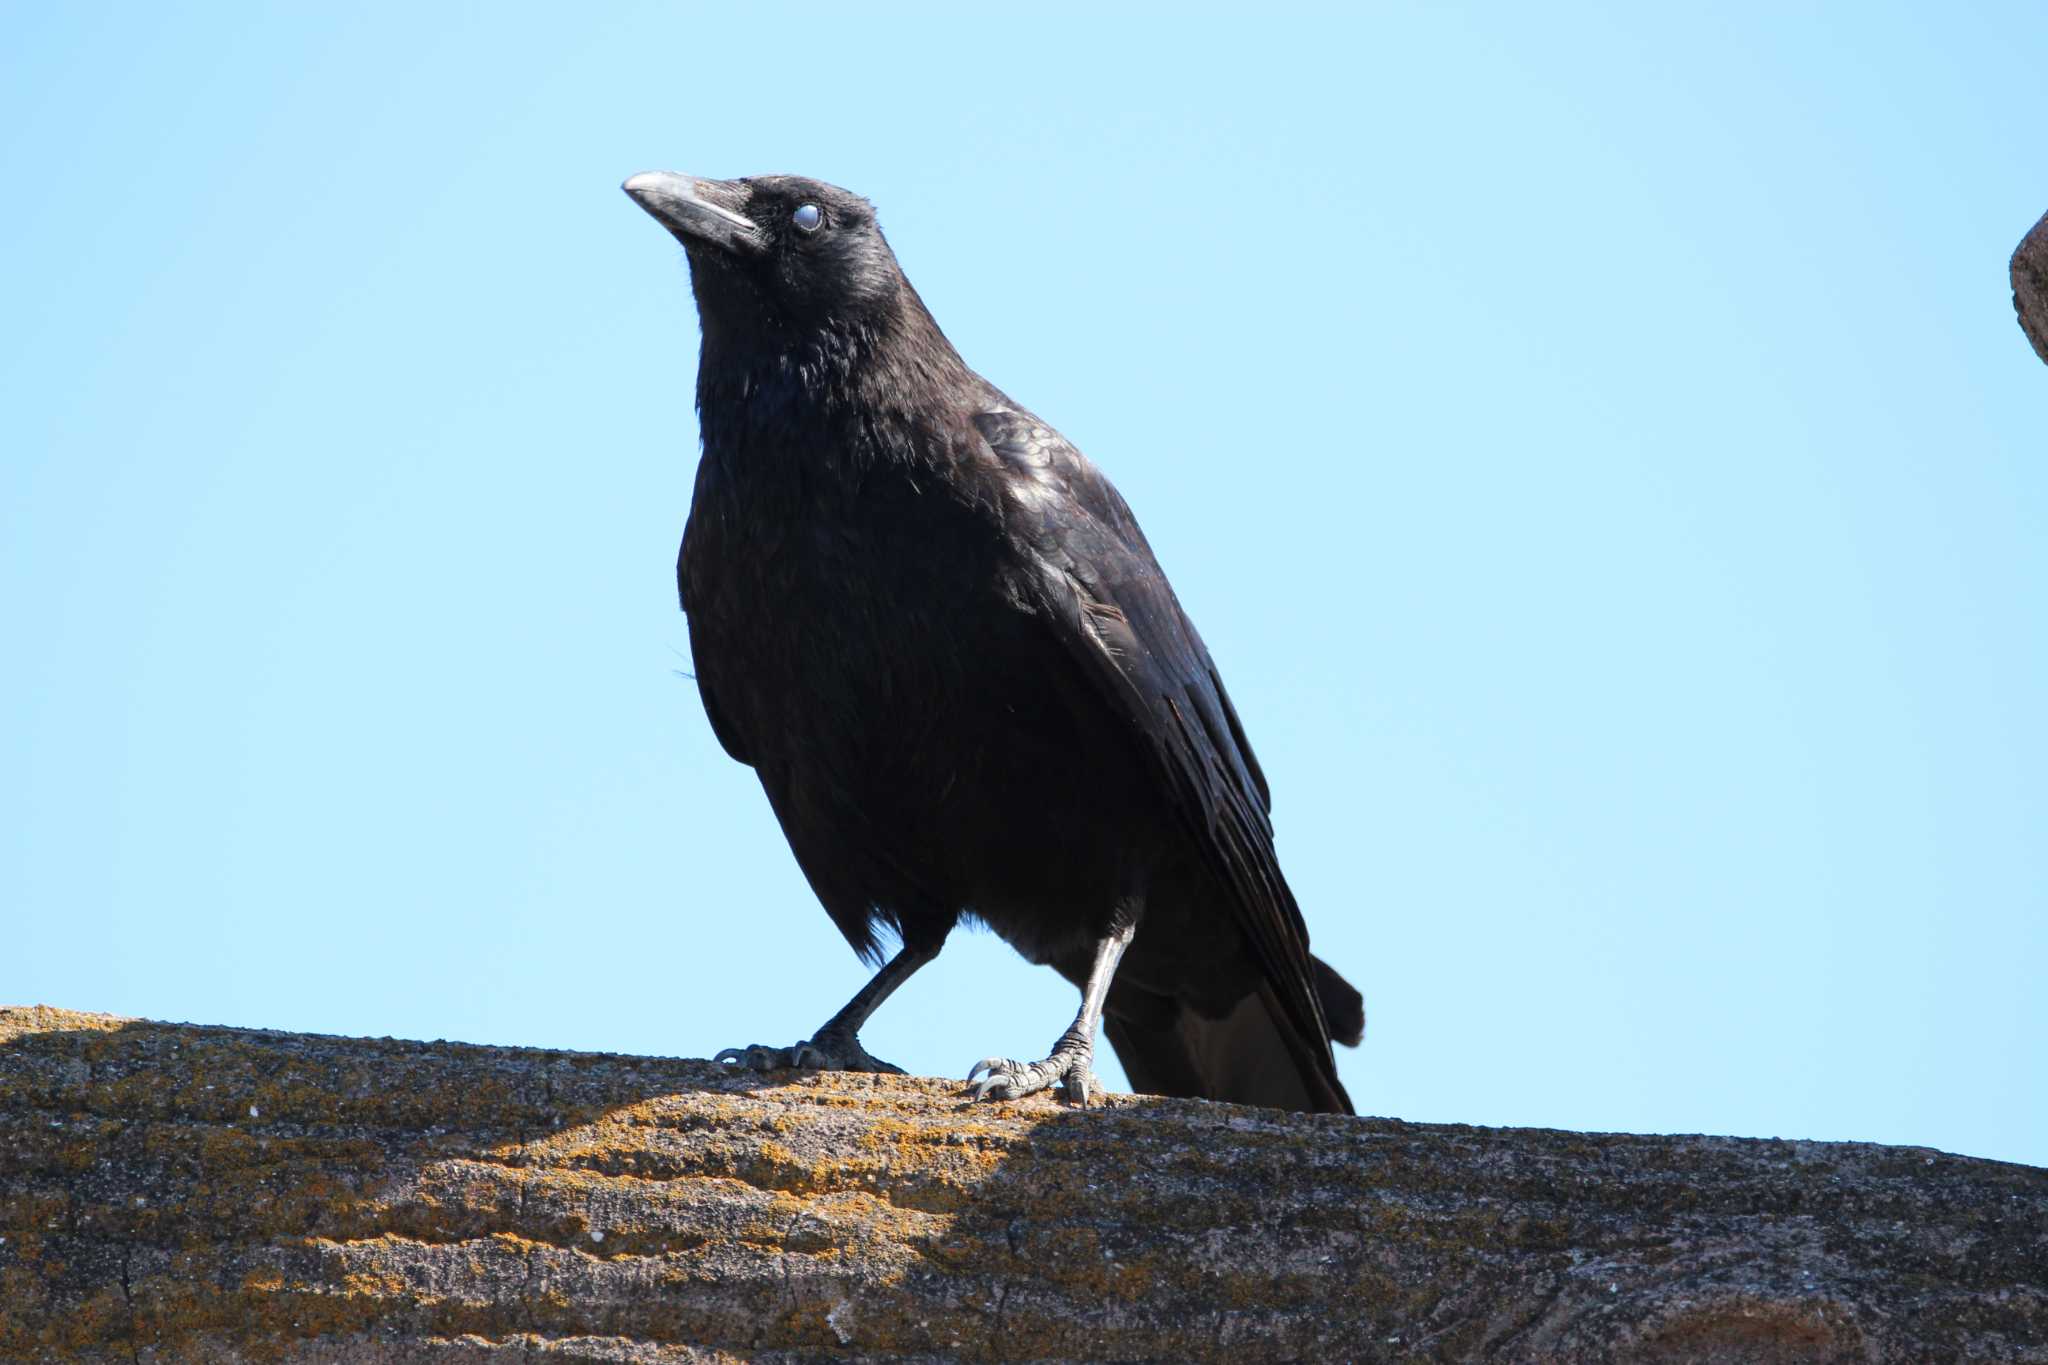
[622,172,765,255]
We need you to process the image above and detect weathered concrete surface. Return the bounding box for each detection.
[2,1005,2042,1363]
[2017,209,2048,366]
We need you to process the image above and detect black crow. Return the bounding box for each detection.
[623,172,1363,1113]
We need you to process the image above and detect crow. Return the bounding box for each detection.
[623,172,1364,1113]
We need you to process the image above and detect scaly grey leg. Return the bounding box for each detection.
[967,911,1139,1105]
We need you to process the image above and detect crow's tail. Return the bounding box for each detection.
[1104,954,1361,1115]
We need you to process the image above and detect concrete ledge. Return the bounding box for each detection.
[3,1005,2043,1362]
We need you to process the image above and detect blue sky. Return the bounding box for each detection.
[4,4,2043,1166]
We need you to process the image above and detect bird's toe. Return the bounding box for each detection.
[718,1033,900,1075]
[964,1048,1094,1105]
[806,1029,902,1073]
[1062,1066,1102,1105]
[713,1043,795,1072]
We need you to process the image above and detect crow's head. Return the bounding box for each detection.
[624,172,906,342]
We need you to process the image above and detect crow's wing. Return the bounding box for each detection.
[677,508,753,768]
[973,407,1339,1080]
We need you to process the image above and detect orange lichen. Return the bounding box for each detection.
[6,1004,2037,1363]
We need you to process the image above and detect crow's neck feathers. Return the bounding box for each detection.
[693,272,981,464]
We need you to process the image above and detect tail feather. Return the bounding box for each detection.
[1105,978,1355,1115]
[1314,953,1365,1048]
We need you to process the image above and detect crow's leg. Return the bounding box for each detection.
[967,909,1139,1105]
[715,938,941,1075]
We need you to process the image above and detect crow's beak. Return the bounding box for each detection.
[622,172,765,255]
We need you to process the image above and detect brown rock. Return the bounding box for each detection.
[2,1004,2043,1362]
[2016,210,2048,366]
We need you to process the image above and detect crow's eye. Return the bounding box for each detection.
[792,203,823,232]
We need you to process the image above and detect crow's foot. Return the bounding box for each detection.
[714,1028,902,1075]
[965,1035,1099,1105]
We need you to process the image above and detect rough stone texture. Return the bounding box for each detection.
[2017,210,2048,366]
[2,1006,2043,1363]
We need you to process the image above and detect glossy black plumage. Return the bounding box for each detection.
[625,172,1362,1114]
